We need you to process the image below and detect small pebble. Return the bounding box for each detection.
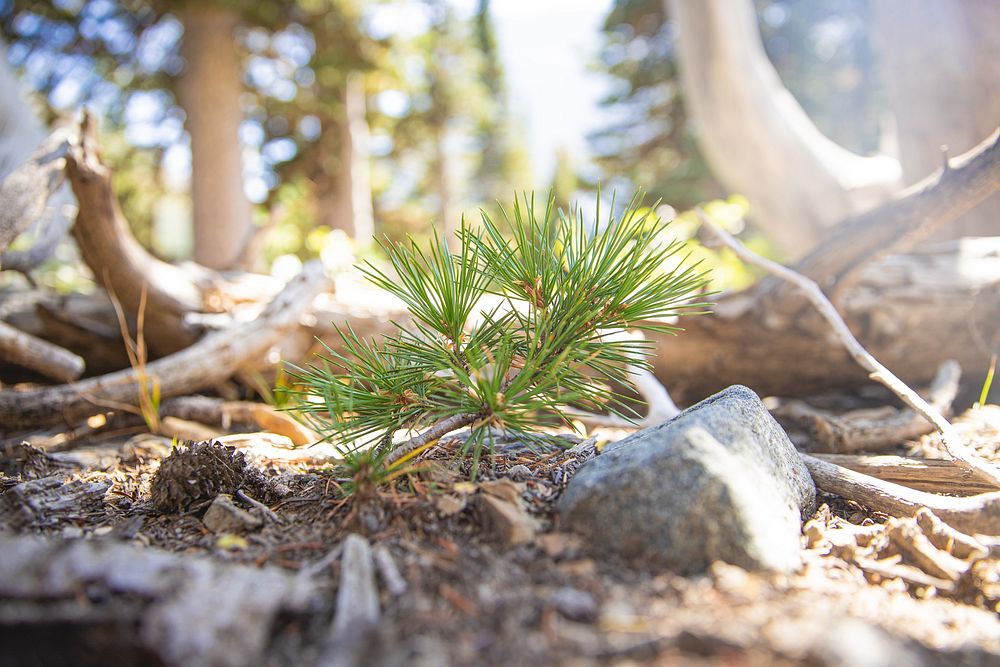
[548,587,598,622]
[506,464,532,481]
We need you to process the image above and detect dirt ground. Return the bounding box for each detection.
[1,405,999,666]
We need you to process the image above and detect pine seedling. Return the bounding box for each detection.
[288,192,711,473]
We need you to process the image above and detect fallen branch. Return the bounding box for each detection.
[159,395,320,444]
[801,454,1000,536]
[0,261,328,429]
[812,454,1000,496]
[776,360,961,453]
[0,319,85,382]
[698,209,1000,488]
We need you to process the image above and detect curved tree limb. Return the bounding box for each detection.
[667,0,900,257]
[793,126,1000,303]
[0,261,328,430]
[64,112,208,353]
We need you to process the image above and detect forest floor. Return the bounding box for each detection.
[2,401,1000,666]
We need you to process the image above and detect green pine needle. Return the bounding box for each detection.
[287,192,711,466]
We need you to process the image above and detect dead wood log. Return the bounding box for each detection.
[812,454,1000,496]
[0,261,327,429]
[801,454,1000,536]
[699,211,1000,487]
[653,127,1000,403]
[0,129,68,254]
[0,532,316,667]
[0,319,85,382]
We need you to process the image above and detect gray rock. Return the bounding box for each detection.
[548,587,598,622]
[203,494,263,534]
[557,385,816,574]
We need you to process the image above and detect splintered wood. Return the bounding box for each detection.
[804,506,1000,604]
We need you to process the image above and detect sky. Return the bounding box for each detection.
[489,0,614,183]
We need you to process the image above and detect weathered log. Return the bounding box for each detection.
[801,454,1000,536]
[812,454,1000,497]
[0,261,328,429]
[0,532,316,667]
[655,236,1000,402]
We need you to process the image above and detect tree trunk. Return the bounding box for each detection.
[434,126,460,241]
[177,5,252,270]
[872,0,1000,239]
[323,73,374,244]
[666,0,902,259]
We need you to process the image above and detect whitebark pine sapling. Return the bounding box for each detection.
[288,193,711,470]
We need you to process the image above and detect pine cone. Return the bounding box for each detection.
[149,440,275,513]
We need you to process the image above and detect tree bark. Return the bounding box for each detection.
[666,0,901,259]
[177,5,253,270]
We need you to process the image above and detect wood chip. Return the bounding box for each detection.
[479,494,539,545]
[887,519,969,582]
[202,494,263,534]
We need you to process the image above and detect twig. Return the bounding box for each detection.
[384,412,477,466]
[373,545,407,597]
[698,208,1000,488]
[235,489,282,524]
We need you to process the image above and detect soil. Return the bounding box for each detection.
[1,406,999,666]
